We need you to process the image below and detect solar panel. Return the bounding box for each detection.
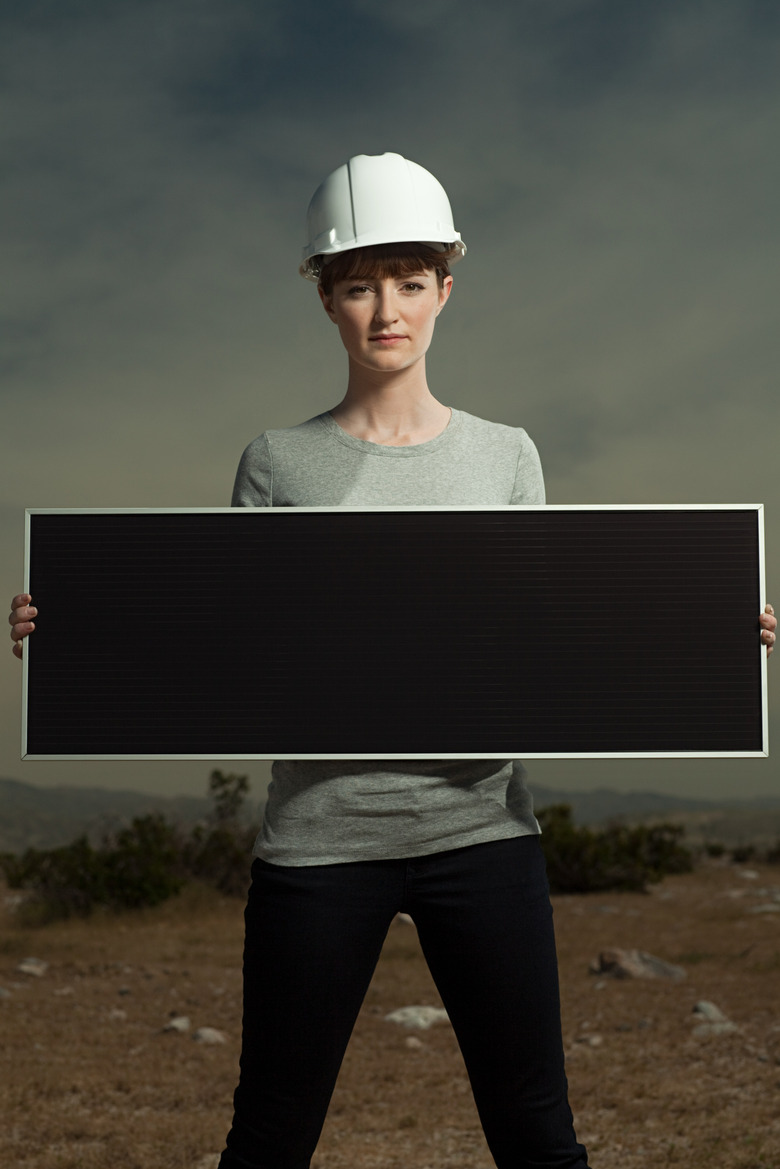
[22,505,767,759]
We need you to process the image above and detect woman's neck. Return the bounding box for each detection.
[330,365,451,446]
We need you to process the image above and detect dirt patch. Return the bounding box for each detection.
[2,864,780,1168]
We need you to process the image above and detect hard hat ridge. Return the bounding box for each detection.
[300,152,466,281]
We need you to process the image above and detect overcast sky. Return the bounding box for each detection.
[2,0,778,803]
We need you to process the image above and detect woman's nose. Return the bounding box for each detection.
[374,293,399,325]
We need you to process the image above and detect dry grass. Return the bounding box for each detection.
[2,862,780,1168]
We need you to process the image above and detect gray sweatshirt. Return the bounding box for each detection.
[232,408,544,866]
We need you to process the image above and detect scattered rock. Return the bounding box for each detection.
[385,1006,449,1030]
[576,1034,604,1047]
[691,1001,738,1037]
[164,1015,191,1034]
[118,986,131,996]
[109,1008,127,1022]
[0,987,11,999]
[692,1000,728,1022]
[405,1036,424,1049]
[17,957,48,978]
[193,1027,227,1045]
[53,986,74,997]
[693,1021,738,1037]
[746,904,780,914]
[589,949,686,981]
[739,870,760,880]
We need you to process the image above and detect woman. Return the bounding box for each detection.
[9,152,777,1169]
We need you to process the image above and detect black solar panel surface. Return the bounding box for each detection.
[24,508,764,757]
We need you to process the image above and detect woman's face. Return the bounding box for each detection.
[318,267,453,376]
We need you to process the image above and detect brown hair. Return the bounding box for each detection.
[317,242,454,296]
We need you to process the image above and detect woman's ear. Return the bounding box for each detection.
[318,284,338,323]
[436,275,454,316]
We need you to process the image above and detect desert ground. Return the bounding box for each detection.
[2,860,780,1169]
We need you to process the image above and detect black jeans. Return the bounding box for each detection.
[219,836,589,1169]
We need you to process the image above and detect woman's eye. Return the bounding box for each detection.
[402,282,424,292]
[347,285,371,296]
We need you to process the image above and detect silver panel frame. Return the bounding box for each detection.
[22,504,768,761]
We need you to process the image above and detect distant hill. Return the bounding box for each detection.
[0,777,263,854]
[528,784,780,849]
[1,776,779,854]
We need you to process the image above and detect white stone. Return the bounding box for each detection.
[164,1015,191,1033]
[576,1034,604,1047]
[692,1001,738,1036]
[193,1027,227,1045]
[694,1021,739,1037]
[693,1001,728,1023]
[589,949,686,981]
[17,957,48,977]
[385,1006,449,1030]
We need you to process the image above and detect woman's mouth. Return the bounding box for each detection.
[369,334,406,344]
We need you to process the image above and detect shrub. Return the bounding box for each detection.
[536,803,693,894]
[0,775,258,922]
[1,835,107,920]
[100,815,185,910]
[179,769,257,896]
[181,823,257,897]
[0,815,185,921]
[207,769,250,825]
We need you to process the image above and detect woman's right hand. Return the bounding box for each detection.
[8,594,36,660]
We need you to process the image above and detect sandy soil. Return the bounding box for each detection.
[2,861,780,1168]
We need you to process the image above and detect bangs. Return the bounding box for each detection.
[318,243,452,294]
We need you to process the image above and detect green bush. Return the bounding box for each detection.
[536,803,693,894]
[181,823,257,897]
[100,814,185,909]
[180,769,257,896]
[0,815,185,921]
[207,769,251,825]
[1,835,106,920]
[0,773,258,922]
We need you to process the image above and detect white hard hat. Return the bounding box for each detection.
[300,152,466,281]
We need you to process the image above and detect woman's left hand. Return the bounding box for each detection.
[760,603,776,657]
